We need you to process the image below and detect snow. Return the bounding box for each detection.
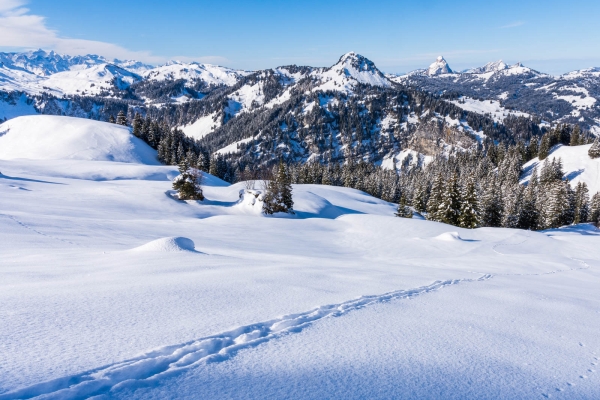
[381,149,432,171]
[521,144,600,194]
[0,115,159,164]
[215,136,255,155]
[1,117,600,399]
[142,62,246,87]
[180,112,221,140]
[451,96,530,122]
[43,64,141,95]
[311,52,391,92]
[0,93,38,120]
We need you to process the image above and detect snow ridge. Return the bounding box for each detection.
[0,275,492,400]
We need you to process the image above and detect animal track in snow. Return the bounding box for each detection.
[0,275,492,400]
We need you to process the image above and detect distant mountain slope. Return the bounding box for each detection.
[0,115,159,164]
[390,56,600,134]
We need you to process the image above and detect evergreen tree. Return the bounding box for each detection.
[116,110,127,126]
[542,180,574,229]
[426,173,445,222]
[172,160,204,201]
[458,176,480,229]
[589,192,600,225]
[588,137,600,159]
[395,194,413,218]
[132,113,143,138]
[518,168,539,230]
[570,126,581,146]
[108,115,116,124]
[413,181,428,213]
[480,176,503,227]
[263,161,294,214]
[573,182,590,224]
[538,134,550,160]
[439,173,461,225]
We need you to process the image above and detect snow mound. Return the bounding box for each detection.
[0,115,160,164]
[434,232,463,241]
[132,237,197,252]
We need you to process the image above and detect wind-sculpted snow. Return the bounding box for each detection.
[0,275,492,400]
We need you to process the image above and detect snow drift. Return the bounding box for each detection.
[132,237,197,253]
[0,115,159,164]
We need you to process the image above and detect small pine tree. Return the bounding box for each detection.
[132,113,143,137]
[395,194,413,218]
[439,173,461,225]
[426,173,445,221]
[172,160,204,201]
[116,110,127,126]
[263,161,294,215]
[480,176,503,227]
[573,182,590,224]
[538,134,550,160]
[458,177,480,229]
[570,126,581,146]
[589,192,600,226]
[588,137,600,159]
[108,115,116,124]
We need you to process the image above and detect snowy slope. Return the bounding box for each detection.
[0,115,159,164]
[0,139,599,399]
[43,64,142,95]
[428,56,453,75]
[522,144,600,194]
[311,52,391,92]
[143,61,246,87]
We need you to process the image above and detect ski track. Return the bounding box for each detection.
[0,275,492,400]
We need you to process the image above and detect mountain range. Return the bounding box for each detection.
[1,49,599,169]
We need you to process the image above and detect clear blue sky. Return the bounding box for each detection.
[3,0,600,74]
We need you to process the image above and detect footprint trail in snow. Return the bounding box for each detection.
[0,275,492,400]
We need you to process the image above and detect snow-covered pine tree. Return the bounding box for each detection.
[426,173,445,222]
[589,192,600,226]
[588,137,600,159]
[412,181,428,213]
[538,134,550,160]
[172,159,204,201]
[439,173,461,225]
[573,182,590,224]
[116,110,127,126]
[570,126,581,146]
[543,180,574,229]
[480,175,503,227]
[458,176,479,229]
[108,115,116,124]
[395,194,413,218]
[132,113,143,138]
[263,161,294,214]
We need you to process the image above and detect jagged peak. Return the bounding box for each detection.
[428,56,453,75]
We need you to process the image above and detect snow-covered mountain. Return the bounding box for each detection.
[427,56,453,75]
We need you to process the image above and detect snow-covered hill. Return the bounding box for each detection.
[1,126,599,398]
[522,144,600,194]
[0,115,159,164]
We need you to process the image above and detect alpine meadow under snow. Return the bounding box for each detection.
[1,41,600,400]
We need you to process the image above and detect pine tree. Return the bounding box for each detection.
[573,182,590,224]
[589,192,600,225]
[116,110,127,126]
[543,180,574,229]
[538,134,550,160]
[412,181,428,213]
[588,137,600,159]
[480,175,503,227]
[518,168,539,230]
[570,126,581,146]
[458,176,480,229]
[172,159,204,201]
[108,115,116,124]
[426,173,445,222]
[395,194,413,218]
[132,113,143,138]
[439,173,461,225]
[263,161,294,214]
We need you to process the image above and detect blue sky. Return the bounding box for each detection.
[1,0,599,74]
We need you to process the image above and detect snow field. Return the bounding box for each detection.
[0,115,600,398]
